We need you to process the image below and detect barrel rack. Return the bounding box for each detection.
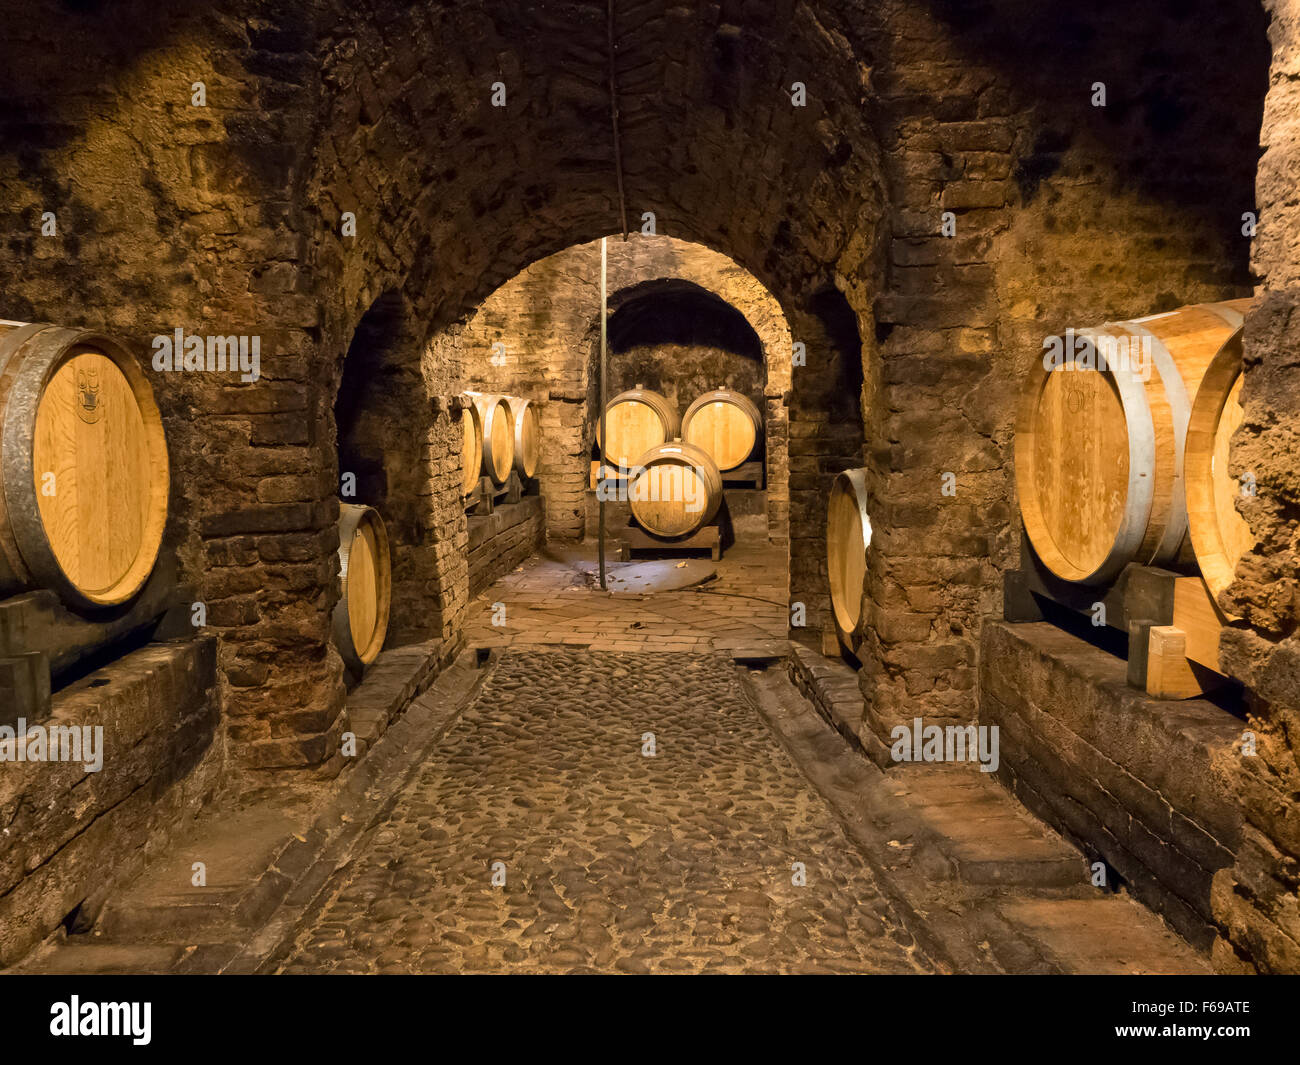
[622,517,722,561]
[0,554,193,725]
[465,470,525,515]
[1003,539,1233,700]
[719,459,765,489]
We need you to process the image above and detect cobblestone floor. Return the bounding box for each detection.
[277,649,933,974]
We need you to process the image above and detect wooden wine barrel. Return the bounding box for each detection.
[628,441,723,539]
[827,468,872,645]
[596,386,680,469]
[0,322,169,609]
[510,395,540,479]
[460,397,483,496]
[1014,299,1250,586]
[681,389,763,471]
[332,503,391,675]
[1185,324,1254,607]
[466,392,515,486]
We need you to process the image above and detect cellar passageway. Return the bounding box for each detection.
[15,555,1205,975]
[3,0,1299,979]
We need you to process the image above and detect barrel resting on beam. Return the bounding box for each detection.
[1003,542,1233,700]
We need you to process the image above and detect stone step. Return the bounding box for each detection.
[90,799,319,944]
[19,942,191,975]
[790,646,1087,889]
[12,648,492,974]
[68,645,449,947]
[997,896,1212,974]
[745,664,1211,974]
[888,768,1088,888]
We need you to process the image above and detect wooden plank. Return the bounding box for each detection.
[720,459,765,488]
[624,521,721,558]
[1172,575,1227,673]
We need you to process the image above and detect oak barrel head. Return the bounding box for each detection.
[682,389,761,471]
[0,326,169,609]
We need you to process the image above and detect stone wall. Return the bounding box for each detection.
[468,497,546,600]
[1209,0,1300,975]
[854,0,1267,752]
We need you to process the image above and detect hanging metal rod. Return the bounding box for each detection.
[606,0,629,241]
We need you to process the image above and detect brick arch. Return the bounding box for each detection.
[292,6,892,764]
[447,236,806,553]
[332,288,452,651]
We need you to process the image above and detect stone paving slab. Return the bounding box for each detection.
[464,539,788,656]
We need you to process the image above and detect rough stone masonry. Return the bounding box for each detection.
[0,0,1295,974]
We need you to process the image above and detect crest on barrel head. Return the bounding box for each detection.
[76,363,104,424]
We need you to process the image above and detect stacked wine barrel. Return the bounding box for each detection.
[596,386,680,470]
[333,502,391,676]
[681,389,762,471]
[462,391,542,494]
[0,322,169,610]
[1014,299,1252,590]
[596,385,766,540]
[627,441,724,539]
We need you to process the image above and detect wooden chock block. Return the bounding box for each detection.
[1145,625,1225,700]
[0,652,51,727]
[1003,570,1045,623]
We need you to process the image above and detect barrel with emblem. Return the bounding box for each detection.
[0,322,169,609]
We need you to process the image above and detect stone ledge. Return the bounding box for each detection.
[788,644,866,746]
[0,637,222,968]
[344,638,448,756]
[978,619,1244,955]
[12,649,492,974]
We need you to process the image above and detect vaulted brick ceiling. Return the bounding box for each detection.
[298,0,888,336]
